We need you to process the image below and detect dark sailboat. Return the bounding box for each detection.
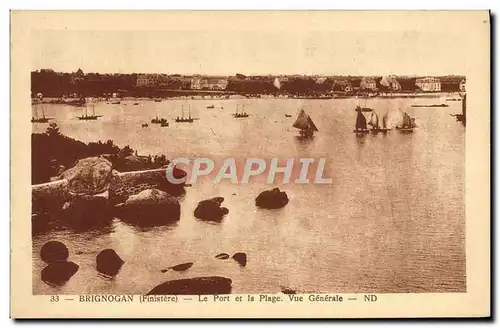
[175,105,194,123]
[151,116,168,124]
[78,100,101,120]
[293,109,318,138]
[354,108,369,133]
[233,104,249,118]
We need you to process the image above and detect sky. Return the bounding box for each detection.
[31,25,468,76]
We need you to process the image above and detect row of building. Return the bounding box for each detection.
[33,69,466,95]
[136,74,466,93]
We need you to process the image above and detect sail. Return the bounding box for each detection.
[307,116,319,131]
[356,111,367,129]
[402,112,412,127]
[382,113,388,129]
[293,109,310,130]
[368,111,379,128]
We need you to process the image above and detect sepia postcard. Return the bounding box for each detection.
[10,10,490,318]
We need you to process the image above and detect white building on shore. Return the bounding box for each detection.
[360,77,377,90]
[416,77,441,92]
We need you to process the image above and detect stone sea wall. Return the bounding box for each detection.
[109,168,168,203]
[32,179,70,214]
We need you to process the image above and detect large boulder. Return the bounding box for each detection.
[40,241,69,264]
[114,188,180,223]
[232,252,247,267]
[96,249,124,277]
[194,197,229,222]
[60,157,113,196]
[60,193,113,225]
[147,276,232,295]
[255,187,289,209]
[41,262,79,287]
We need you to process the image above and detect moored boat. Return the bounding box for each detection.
[78,99,102,120]
[175,105,194,123]
[355,105,373,113]
[233,104,249,118]
[32,95,50,123]
[151,116,167,124]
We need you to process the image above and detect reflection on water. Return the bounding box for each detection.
[32,97,465,294]
[120,219,179,233]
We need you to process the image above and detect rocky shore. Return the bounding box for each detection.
[32,154,292,293]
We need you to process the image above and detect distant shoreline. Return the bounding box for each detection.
[34,92,461,104]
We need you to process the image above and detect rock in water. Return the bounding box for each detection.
[232,252,247,266]
[147,276,232,295]
[41,262,79,286]
[194,197,228,222]
[281,287,297,294]
[40,241,69,264]
[255,188,289,209]
[60,157,113,196]
[215,253,230,260]
[162,262,194,273]
[114,188,180,223]
[96,249,124,277]
[61,194,112,225]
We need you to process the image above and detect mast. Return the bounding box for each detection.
[40,103,46,118]
[181,105,184,118]
[189,105,191,119]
